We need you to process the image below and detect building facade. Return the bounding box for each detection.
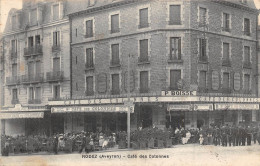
[0,0,71,136]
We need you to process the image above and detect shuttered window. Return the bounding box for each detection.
[35,35,41,45]
[11,40,17,53]
[86,48,94,68]
[244,18,250,36]
[199,38,207,59]
[112,74,120,94]
[139,39,149,62]
[223,13,230,31]
[140,71,148,93]
[199,71,207,88]
[35,87,41,100]
[53,31,60,46]
[169,5,181,25]
[28,37,34,48]
[199,7,207,25]
[29,87,34,101]
[36,61,41,75]
[170,70,181,90]
[111,44,120,65]
[12,89,18,101]
[53,4,59,20]
[170,37,181,60]
[53,58,60,73]
[86,20,93,37]
[223,72,230,89]
[86,76,94,96]
[12,64,17,77]
[54,85,60,99]
[244,46,250,63]
[139,8,149,28]
[223,43,230,61]
[111,14,119,33]
[244,74,250,91]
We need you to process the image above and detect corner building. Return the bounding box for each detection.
[49,0,260,133]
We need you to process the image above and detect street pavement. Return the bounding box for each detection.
[0,144,260,166]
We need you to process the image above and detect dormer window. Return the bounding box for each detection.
[12,15,17,30]
[53,4,60,21]
[30,8,38,26]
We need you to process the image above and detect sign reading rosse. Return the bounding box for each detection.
[51,105,135,113]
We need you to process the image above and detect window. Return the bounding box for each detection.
[222,43,230,66]
[28,61,34,77]
[140,71,148,93]
[244,46,250,63]
[12,64,17,77]
[111,74,120,95]
[199,71,207,90]
[53,4,59,20]
[86,76,94,96]
[35,87,41,103]
[85,20,93,38]
[36,61,41,75]
[53,57,60,73]
[86,48,94,68]
[35,35,41,45]
[53,31,60,46]
[223,13,230,32]
[111,44,120,66]
[139,39,149,62]
[244,74,250,92]
[53,85,60,99]
[12,89,18,104]
[169,5,181,25]
[170,70,181,90]
[11,39,17,54]
[29,87,34,101]
[12,15,16,29]
[244,18,250,36]
[170,37,181,60]
[222,72,230,89]
[30,9,37,26]
[199,7,207,25]
[240,0,247,4]
[139,8,149,28]
[111,14,120,33]
[199,38,207,61]
[28,37,34,48]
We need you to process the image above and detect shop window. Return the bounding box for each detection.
[139,39,149,63]
[86,76,94,96]
[170,70,181,90]
[244,18,250,36]
[139,8,149,28]
[86,48,94,68]
[85,20,93,38]
[170,37,181,60]
[111,44,120,66]
[169,5,181,25]
[111,74,120,95]
[53,31,60,46]
[140,71,148,93]
[53,85,60,99]
[222,13,230,32]
[111,14,120,33]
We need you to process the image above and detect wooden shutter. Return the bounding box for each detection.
[111,14,119,32]
[54,85,60,99]
[31,9,37,25]
[170,70,181,90]
[112,44,119,65]
[140,71,148,92]
[11,40,17,52]
[112,74,120,94]
[169,5,181,24]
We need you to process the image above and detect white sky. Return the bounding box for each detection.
[0,0,260,32]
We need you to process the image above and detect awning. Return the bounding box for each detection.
[51,105,135,113]
[0,112,44,119]
[215,104,259,110]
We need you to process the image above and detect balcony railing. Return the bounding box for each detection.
[46,71,64,82]
[222,27,231,32]
[138,23,150,29]
[243,61,252,69]
[28,99,41,104]
[24,45,43,56]
[11,99,19,105]
[21,73,44,84]
[6,76,20,85]
[222,59,231,67]
[52,44,61,52]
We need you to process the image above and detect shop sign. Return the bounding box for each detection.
[167,104,192,111]
[51,105,135,113]
[0,112,44,119]
[194,104,213,111]
[215,104,259,110]
[161,91,197,96]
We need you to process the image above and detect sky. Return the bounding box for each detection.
[0,0,260,32]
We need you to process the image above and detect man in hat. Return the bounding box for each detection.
[53,134,59,154]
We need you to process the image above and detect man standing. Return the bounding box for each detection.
[53,134,59,154]
[246,126,252,146]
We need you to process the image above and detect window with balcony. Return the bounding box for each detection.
[35,35,41,45]
[47,57,63,82]
[12,89,19,104]
[28,36,34,48]
[139,39,149,63]
[85,20,93,38]
[53,85,60,99]
[86,48,94,69]
[140,71,149,93]
[111,14,120,33]
[199,71,207,92]
[199,7,207,26]
[199,38,207,62]
[244,18,250,36]
[222,72,230,93]
[53,31,60,51]
[243,46,251,68]
[111,44,120,66]
[30,9,37,26]
[169,5,181,25]
[222,43,231,66]
[139,8,149,28]
[244,74,250,93]
[86,76,94,96]
[53,4,59,21]
[222,13,230,32]
[170,70,181,90]
[28,61,35,79]
[111,74,120,95]
[169,37,181,61]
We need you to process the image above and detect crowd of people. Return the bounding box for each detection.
[1,124,260,156]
